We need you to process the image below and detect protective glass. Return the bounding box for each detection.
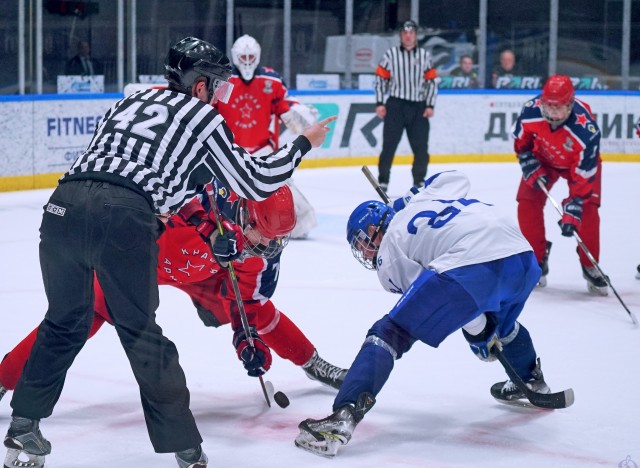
[208,79,234,104]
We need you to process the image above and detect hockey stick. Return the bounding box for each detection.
[493,348,574,409]
[205,184,272,408]
[536,180,638,326]
[361,166,574,409]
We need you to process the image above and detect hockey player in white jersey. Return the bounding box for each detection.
[295,170,562,458]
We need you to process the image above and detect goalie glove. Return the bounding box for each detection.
[280,103,319,134]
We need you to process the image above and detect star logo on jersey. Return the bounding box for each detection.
[575,113,588,128]
[177,259,206,277]
[239,102,253,119]
[226,191,239,207]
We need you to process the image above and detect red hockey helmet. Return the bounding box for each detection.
[239,185,296,258]
[541,75,574,107]
[541,75,574,125]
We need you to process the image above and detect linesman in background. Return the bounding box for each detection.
[3,36,334,468]
[374,19,438,192]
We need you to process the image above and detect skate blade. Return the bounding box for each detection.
[586,283,608,296]
[492,397,549,410]
[294,435,341,458]
[4,448,46,468]
[536,276,547,288]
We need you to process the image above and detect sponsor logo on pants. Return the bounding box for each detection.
[46,203,66,216]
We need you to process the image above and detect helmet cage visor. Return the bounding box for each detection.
[348,212,389,270]
[238,205,289,259]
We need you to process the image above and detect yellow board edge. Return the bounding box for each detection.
[2,153,639,193]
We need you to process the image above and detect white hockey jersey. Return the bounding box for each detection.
[376,171,532,294]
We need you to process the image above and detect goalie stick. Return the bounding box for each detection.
[205,184,289,409]
[361,166,575,409]
[536,179,638,327]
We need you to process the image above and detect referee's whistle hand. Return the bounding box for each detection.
[303,115,337,147]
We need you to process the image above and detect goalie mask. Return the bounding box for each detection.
[231,34,261,81]
[541,74,574,126]
[165,36,234,103]
[347,201,395,270]
[238,185,296,259]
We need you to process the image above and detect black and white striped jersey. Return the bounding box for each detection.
[63,88,310,214]
[374,46,438,107]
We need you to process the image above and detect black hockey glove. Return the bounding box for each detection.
[517,151,548,189]
[212,220,245,265]
[233,327,272,377]
[558,197,583,237]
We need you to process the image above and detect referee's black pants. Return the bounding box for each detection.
[10,179,202,453]
[378,97,430,187]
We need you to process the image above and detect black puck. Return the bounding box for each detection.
[273,391,290,408]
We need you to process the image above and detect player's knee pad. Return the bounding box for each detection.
[365,315,414,359]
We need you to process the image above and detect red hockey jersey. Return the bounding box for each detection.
[512,97,601,199]
[215,66,300,152]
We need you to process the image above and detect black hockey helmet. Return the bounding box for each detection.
[164,36,233,101]
[399,19,418,32]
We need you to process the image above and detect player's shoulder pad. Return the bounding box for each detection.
[567,99,600,142]
[255,66,284,82]
[518,95,544,120]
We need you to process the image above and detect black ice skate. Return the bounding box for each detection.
[581,265,609,296]
[635,264,640,280]
[302,350,348,390]
[175,445,207,468]
[3,417,51,468]
[0,385,6,402]
[490,359,550,407]
[537,241,552,288]
[295,393,375,458]
[295,405,357,458]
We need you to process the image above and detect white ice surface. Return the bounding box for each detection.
[1,162,639,467]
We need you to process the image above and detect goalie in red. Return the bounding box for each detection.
[513,74,605,295]
[214,34,319,240]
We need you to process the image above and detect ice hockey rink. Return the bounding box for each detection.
[0,162,638,467]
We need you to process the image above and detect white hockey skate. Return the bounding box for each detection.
[582,265,609,296]
[295,405,357,458]
[175,445,207,468]
[490,359,550,408]
[3,417,51,468]
[302,350,348,390]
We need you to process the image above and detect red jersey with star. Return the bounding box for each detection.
[512,96,601,199]
[156,215,222,284]
[215,66,300,152]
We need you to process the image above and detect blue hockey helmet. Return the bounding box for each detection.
[346,200,395,270]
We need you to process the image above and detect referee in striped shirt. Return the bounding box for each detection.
[5,37,334,468]
[374,19,438,191]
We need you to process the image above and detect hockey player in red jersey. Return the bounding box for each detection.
[0,185,346,403]
[215,34,318,239]
[513,74,606,295]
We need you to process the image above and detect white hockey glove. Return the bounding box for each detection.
[280,104,319,134]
